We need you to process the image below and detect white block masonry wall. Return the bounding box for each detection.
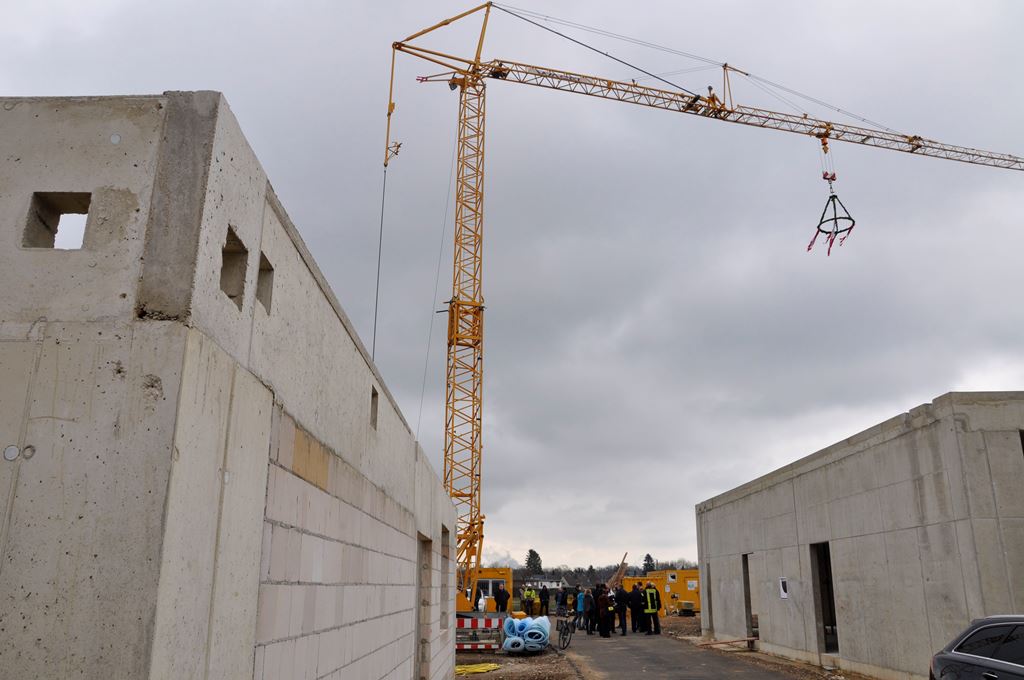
[0,93,456,680]
[696,392,1024,680]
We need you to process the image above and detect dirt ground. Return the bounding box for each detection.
[456,614,876,680]
[456,648,579,679]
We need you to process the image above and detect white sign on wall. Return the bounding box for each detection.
[687,580,697,591]
[779,577,789,599]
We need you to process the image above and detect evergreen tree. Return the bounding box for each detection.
[525,549,543,574]
[642,553,656,574]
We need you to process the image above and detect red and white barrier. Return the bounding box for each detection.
[455,616,504,651]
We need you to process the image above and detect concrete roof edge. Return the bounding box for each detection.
[0,94,171,102]
[695,390,1024,511]
[262,183,415,439]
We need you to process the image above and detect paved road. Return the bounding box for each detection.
[565,630,793,679]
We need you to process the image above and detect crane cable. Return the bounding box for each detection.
[493,2,898,135]
[415,125,460,441]
[372,167,388,361]
[491,3,698,97]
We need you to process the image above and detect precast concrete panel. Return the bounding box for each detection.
[0,97,165,323]
[149,330,236,680]
[0,322,185,678]
[205,366,272,680]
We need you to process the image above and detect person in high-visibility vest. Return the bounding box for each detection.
[522,586,536,616]
[643,581,662,635]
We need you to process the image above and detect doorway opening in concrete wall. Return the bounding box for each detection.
[417,534,433,680]
[23,192,91,249]
[704,562,714,635]
[810,542,839,653]
[741,554,758,642]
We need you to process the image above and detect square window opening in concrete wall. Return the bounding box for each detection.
[256,252,274,312]
[370,386,379,430]
[220,226,248,310]
[23,192,91,249]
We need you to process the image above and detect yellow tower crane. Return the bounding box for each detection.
[383,2,1024,614]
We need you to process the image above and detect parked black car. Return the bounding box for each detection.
[931,616,1024,679]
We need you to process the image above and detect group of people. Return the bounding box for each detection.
[557,582,662,638]
[477,580,664,639]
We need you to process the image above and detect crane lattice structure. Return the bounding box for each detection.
[384,2,1024,603]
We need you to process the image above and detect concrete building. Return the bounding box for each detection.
[696,392,1024,680]
[0,92,456,679]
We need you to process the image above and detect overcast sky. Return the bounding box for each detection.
[5,1,1022,570]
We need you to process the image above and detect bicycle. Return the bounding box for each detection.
[555,605,574,649]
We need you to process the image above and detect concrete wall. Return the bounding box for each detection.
[696,392,1024,680]
[0,93,456,680]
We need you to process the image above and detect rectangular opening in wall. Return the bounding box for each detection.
[741,553,755,643]
[810,542,839,654]
[256,252,274,312]
[23,192,91,249]
[441,526,451,630]
[219,226,248,310]
[704,562,714,634]
[1019,430,1024,461]
[417,535,433,680]
[370,386,379,430]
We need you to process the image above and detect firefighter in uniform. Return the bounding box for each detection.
[643,581,662,635]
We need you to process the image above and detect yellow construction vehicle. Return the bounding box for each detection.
[384,3,1023,617]
[458,566,513,614]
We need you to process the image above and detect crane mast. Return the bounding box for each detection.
[384,1,1024,609]
[446,78,487,591]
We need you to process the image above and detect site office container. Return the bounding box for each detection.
[622,569,701,616]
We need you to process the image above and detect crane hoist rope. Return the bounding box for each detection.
[382,1,1024,613]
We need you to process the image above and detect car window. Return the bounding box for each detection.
[957,625,1014,657]
[993,626,1024,665]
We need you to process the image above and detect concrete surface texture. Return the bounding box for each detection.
[696,392,1024,680]
[0,93,456,680]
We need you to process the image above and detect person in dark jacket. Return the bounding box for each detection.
[539,585,550,616]
[643,581,662,635]
[583,589,595,635]
[614,585,629,635]
[629,583,644,632]
[597,588,612,637]
[494,582,510,613]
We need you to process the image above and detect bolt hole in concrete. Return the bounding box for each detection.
[23,191,90,249]
[3,445,19,461]
[110,133,121,144]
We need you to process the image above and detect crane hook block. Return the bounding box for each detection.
[807,192,855,256]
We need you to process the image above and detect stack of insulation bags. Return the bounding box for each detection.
[501,616,550,652]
